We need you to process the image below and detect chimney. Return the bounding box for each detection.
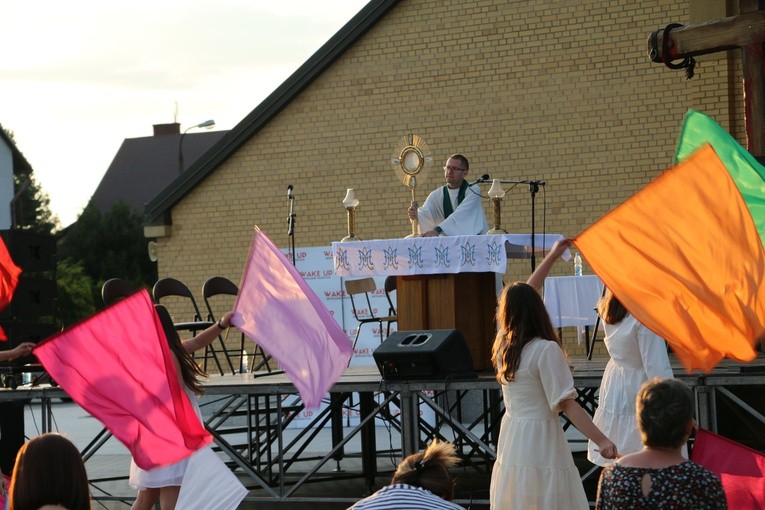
[153,123,180,136]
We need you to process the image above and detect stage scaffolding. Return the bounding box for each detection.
[2,358,764,507]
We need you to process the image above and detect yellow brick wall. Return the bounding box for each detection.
[154,0,742,358]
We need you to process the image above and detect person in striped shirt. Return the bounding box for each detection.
[347,440,466,509]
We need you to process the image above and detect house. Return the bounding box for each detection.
[0,125,33,230]
[88,123,228,215]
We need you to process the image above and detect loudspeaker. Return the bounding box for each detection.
[373,329,475,380]
[0,402,25,473]
[0,277,57,321]
[0,230,56,272]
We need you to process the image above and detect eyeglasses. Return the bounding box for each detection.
[444,165,467,173]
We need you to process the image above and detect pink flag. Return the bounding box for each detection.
[232,229,352,408]
[33,289,211,469]
[691,428,765,508]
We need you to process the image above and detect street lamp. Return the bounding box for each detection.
[178,119,215,174]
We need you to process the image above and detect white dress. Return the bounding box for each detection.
[490,338,589,510]
[416,184,489,235]
[129,385,202,489]
[586,314,673,466]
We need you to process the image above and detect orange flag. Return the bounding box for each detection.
[574,145,765,372]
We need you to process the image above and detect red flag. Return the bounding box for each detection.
[0,235,22,341]
[232,228,352,408]
[33,289,211,469]
[691,428,765,508]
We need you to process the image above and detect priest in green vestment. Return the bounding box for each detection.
[407,154,489,237]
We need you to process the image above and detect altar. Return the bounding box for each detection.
[332,234,567,371]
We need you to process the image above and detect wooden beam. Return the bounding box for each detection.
[648,10,765,61]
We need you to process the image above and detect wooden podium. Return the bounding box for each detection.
[396,272,497,372]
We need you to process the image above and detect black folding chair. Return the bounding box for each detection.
[202,276,274,374]
[153,277,226,376]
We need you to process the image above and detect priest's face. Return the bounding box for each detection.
[444,157,468,189]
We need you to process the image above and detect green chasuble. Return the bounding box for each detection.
[442,180,469,218]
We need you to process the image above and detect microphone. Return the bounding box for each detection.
[287,184,293,199]
[469,174,490,186]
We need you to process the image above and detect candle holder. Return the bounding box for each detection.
[487,179,507,234]
[341,189,361,242]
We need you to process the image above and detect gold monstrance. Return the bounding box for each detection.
[391,134,433,237]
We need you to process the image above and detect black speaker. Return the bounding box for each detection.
[0,230,56,272]
[0,277,57,321]
[373,329,475,380]
[0,401,25,473]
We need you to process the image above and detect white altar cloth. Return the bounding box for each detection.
[332,234,567,277]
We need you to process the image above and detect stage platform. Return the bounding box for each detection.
[2,354,765,509]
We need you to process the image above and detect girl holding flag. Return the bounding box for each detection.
[130,304,233,510]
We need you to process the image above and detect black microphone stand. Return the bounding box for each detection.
[497,179,547,271]
[287,187,296,266]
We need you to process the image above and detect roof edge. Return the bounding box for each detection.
[144,0,402,225]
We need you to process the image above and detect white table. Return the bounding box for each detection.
[543,275,604,353]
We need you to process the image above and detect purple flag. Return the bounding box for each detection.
[231,229,352,408]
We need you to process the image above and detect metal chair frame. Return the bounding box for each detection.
[345,277,398,354]
[153,277,226,376]
[202,276,273,374]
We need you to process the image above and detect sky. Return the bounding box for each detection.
[1,0,369,227]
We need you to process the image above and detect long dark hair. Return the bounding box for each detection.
[392,440,460,501]
[596,288,628,325]
[9,433,90,510]
[492,282,561,383]
[155,304,207,394]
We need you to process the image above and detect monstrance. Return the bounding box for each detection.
[391,134,433,237]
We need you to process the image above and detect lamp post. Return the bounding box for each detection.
[487,179,508,234]
[341,189,360,242]
[178,119,215,174]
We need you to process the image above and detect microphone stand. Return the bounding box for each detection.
[287,189,296,266]
[497,179,547,271]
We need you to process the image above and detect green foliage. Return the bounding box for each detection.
[12,173,60,233]
[55,259,97,326]
[58,201,157,307]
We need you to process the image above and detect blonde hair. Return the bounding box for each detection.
[391,440,461,500]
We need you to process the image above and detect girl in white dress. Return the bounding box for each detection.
[522,236,675,467]
[130,304,233,510]
[490,239,617,509]
[586,290,674,466]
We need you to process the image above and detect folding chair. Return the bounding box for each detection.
[153,277,226,376]
[384,275,398,319]
[344,277,398,354]
[202,276,273,374]
[101,278,135,306]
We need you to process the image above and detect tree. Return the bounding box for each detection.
[55,259,96,326]
[12,173,60,233]
[58,201,157,309]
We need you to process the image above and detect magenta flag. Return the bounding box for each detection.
[33,289,211,469]
[232,229,352,408]
[691,428,765,508]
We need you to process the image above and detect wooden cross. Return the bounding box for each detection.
[648,0,765,158]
